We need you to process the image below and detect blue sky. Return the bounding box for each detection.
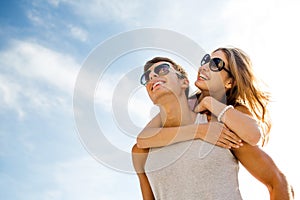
[1,0,300,199]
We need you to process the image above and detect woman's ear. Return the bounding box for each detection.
[225,78,233,89]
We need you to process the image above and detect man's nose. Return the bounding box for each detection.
[149,71,159,81]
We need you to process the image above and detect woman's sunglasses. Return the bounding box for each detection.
[140,63,185,85]
[201,54,232,76]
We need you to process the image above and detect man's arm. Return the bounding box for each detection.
[232,144,294,200]
[131,144,155,200]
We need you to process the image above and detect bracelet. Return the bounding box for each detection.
[217,105,234,122]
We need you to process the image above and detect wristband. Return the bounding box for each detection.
[217,105,234,122]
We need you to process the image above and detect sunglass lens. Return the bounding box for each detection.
[210,58,224,72]
[201,54,210,66]
[141,71,151,85]
[140,63,171,85]
[154,63,170,76]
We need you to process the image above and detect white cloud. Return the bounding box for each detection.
[27,9,45,26]
[1,156,140,200]
[61,0,141,24]
[128,87,158,127]
[46,156,139,200]
[0,40,80,118]
[68,24,88,42]
[1,40,79,93]
[47,0,60,7]
[0,74,24,118]
[94,73,120,111]
[94,70,157,127]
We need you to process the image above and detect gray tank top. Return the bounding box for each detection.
[145,114,242,200]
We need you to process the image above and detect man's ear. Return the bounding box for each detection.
[181,78,189,89]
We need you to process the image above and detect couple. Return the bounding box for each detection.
[132,47,294,199]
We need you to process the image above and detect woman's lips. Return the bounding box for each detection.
[198,73,208,81]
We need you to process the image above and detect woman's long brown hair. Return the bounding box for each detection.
[213,47,272,146]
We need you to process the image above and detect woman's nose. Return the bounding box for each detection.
[199,63,209,72]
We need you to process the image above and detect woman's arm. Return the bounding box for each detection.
[137,114,242,149]
[194,96,261,145]
[131,144,155,200]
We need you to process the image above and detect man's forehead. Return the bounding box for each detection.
[147,61,173,71]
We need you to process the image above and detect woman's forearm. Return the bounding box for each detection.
[137,125,199,148]
[203,97,261,145]
[137,122,241,149]
[219,107,261,145]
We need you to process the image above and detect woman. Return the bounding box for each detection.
[193,47,271,146]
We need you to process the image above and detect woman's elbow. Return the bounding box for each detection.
[245,128,262,146]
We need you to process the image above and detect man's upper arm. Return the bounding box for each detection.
[232,144,293,199]
[232,144,275,188]
[131,144,155,199]
[132,144,149,173]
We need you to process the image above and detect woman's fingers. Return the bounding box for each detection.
[217,128,243,148]
[194,104,204,113]
[208,122,243,149]
[222,127,243,144]
[216,141,231,149]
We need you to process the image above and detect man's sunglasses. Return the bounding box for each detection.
[140,63,185,86]
[201,54,232,76]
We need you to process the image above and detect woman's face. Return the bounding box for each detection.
[195,50,232,96]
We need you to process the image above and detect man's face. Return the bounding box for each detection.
[143,61,187,104]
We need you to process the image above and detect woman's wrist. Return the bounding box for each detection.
[203,96,212,111]
[204,97,222,116]
[217,105,234,122]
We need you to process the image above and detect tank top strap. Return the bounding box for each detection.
[194,113,208,124]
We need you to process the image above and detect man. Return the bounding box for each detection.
[132,57,293,199]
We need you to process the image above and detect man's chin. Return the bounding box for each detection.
[150,90,173,105]
[150,94,163,105]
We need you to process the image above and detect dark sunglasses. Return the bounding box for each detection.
[201,54,232,76]
[140,63,185,85]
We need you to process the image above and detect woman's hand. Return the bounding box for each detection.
[194,96,214,114]
[199,122,243,149]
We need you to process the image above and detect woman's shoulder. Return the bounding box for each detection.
[234,103,252,116]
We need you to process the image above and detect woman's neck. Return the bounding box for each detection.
[198,91,226,104]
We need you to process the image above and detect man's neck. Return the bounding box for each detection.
[158,95,195,127]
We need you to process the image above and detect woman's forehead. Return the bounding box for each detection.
[212,50,228,63]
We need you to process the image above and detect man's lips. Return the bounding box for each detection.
[152,81,165,90]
